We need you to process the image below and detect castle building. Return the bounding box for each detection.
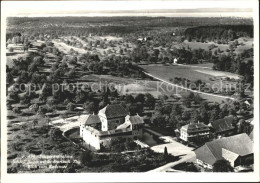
[80,104,144,150]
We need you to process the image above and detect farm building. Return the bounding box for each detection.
[80,104,144,150]
[194,133,253,169]
[180,122,210,142]
[209,116,236,137]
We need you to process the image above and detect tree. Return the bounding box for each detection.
[66,102,75,111]
[79,151,93,166]
[144,93,155,109]
[83,101,98,114]
[46,117,51,125]
[182,110,191,120]
[125,95,135,104]
[32,119,38,128]
[8,91,20,103]
[68,67,76,78]
[183,100,191,108]
[60,113,67,123]
[190,110,199,123]
[164,146,169,159]
[8,47,14,52]
[213,159,234,172]
[38,106,47,116]
[135,93,145,103]
[49,128,63,141]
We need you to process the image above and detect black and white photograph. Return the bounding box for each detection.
[1,0,259,182]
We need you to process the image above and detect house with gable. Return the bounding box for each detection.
[194,133,253,169]
[180,122,211,142]
[209,116,236,137]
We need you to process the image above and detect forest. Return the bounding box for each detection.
[184,25,253,43]
[6,17,253,41]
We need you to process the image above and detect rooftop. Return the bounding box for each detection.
[129,115,144,124]
[195,133,253,165]
[210,116,235,133]
[182,123,210,133]
[99,104,128,119]
[85,114,101,126]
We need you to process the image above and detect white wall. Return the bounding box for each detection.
[82,128,101,150]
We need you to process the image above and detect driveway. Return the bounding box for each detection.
[149,140,196,172]
[51,114,89,132]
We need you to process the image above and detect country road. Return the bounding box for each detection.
[143,71,235,101]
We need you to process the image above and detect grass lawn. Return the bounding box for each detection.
[140,64,240,84]
[140,64,240,103]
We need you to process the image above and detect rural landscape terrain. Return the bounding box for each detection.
[6,16,254,173]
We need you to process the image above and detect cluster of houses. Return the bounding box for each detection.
[78,103,253,170]
[179,116,237,142]
[179,116,254,170]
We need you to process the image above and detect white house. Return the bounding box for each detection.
[180,122,210,142]
[173,58,178,64]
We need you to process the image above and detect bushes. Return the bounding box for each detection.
[8,47,14,52]
[79,151,93,166]
[66,102,75,111]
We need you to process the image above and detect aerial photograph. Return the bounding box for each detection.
[2,0,257,178]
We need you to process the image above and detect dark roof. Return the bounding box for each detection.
[195,133,253,165]
[99,104,128,119]
[194,143,217,166]
[85,115,101,126]
[182,123,210,133]
[129,115,144,124]
[211,116,235,133]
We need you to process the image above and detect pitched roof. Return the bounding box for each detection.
[85,115,101,126]
[181,123,210,133]
[195,143,217,165]
[222,148,239,163]
[99,104,128,119]
[211,116,235,133]
[195,133,253,165]
[129,115,144,124]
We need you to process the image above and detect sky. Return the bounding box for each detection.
[2,1,256,17]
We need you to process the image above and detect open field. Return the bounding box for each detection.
[140,64,241,84]
[140,64,240,103]
[194,69,241,79]
[52,40,87,54]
